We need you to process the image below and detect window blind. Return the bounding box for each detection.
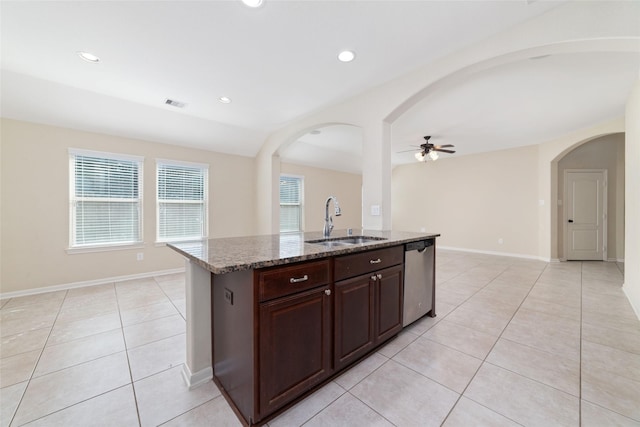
[280,175,302,232]
[70,151,143,247]
[157,161,208,242]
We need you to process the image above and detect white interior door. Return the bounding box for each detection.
[566,170,607,261]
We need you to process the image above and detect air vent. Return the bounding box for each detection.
[165,99,186,108]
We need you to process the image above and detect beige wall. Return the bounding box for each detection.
[624,78,640,316]
[1,119,256,294]
[557,134,625,260]
[539,118,624,261]
[392,145,539,257]
[280,162,362,233]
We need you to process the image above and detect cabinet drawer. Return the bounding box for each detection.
[335,246,403,281]
[258,260,330,302]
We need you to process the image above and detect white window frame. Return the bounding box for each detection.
[68,148,144,252]
[156,159,209,243]
[279,174,304,233]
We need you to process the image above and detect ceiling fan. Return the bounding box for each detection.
[399,136,456,162]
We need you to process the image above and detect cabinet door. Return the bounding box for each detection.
[334,275,375,370]
[375,265,404,343]
[259,286,332,416]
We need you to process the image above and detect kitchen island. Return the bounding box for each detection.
[168,229,439,426]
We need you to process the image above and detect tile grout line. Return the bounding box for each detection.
[439,260,550,426]
[332,358,401,427]
[114,280,144,427]
[153,276,187,322]
[7,290,69,427]
[156,394,227,426]
[579,262,583,427]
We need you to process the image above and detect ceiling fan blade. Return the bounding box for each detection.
[396,149,420,153]
[433,149,456,154]
[434,144,454,148]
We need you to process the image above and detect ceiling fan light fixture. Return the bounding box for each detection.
[415,151,426,162]
[428,151,439,161]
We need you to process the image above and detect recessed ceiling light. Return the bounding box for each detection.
[241,0,264,8]
[77,51,100,63]
[337,50,356,63]
[218,96,232,104]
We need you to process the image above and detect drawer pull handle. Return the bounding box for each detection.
[290,275,309,284]
[370,258,382,264]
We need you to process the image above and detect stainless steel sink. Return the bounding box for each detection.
[306,236,387,247]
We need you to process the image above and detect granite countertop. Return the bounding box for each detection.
[168,229,440,274]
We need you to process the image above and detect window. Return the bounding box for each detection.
[69,149,143,249]
[157,160,208,242]
[280,175,303,232]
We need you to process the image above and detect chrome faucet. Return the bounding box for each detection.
[323,196,342,238]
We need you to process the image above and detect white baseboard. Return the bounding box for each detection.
[0,267,185,300]
[182,363,213,390]
[437,246,550,262]
[622,284,640,321]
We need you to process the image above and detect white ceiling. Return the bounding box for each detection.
[391,51,640,165]
[2,1,639,174]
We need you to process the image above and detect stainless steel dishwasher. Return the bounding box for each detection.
[403,239,435,326]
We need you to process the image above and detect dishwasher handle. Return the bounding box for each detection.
[405,239,434,252]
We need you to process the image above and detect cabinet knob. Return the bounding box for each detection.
[371,275,377,281]
[324,289,331,296]
[377,273,382,279]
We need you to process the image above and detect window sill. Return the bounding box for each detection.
[66,243,145,255]
[155,238,208,247]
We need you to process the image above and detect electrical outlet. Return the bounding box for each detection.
[224,288,234,305]
[371,205,381,216]
[136,252,144,261]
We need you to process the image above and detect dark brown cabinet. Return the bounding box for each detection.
[334,274,375,370]
[212,245,407,426]
[375,265,404,342]
[259,285,332,415]
[334,246,404,369]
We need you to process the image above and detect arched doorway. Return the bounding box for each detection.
[554,133,625,261]
[275,123,364,233]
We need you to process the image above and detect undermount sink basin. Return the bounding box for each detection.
[306,236,388,247]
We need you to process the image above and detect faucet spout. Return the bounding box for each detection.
[323,196,341,238]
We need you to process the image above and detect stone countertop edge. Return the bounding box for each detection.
[168,230,439,275]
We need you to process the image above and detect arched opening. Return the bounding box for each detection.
[274,123,364,233]
[383,38,635,260]
[552,133,625,262]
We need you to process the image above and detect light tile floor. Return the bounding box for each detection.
[1,251,639,426]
